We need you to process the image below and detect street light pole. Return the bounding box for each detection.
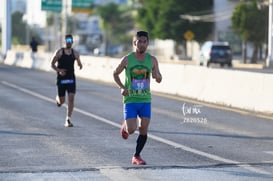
[2,0,11,56]
[266,0,273,67]
[62,0,69,40]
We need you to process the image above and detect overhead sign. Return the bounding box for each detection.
[72,0,94,13]
[41,0,62,13]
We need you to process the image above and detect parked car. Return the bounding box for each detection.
[199,41,232,67]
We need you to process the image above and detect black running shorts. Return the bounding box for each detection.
[57,83,76,97]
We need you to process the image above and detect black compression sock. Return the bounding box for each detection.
[134,135,147,156]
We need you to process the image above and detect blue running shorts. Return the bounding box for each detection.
[124,102,151,120]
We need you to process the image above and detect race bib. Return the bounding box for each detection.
[60,79,74,84]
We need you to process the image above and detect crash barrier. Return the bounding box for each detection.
[3,50,273,114]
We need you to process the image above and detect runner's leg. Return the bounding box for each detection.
[133,103,151,161]
[56,84,66,105]
[67,93,75,118]
[135,117,149,156]
[126,118,138,134]
[123,103,138,135]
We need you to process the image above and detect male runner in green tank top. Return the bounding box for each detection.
[113,31,162,165]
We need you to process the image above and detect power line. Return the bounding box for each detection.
[180,4,234,22]
[180,12,232,22]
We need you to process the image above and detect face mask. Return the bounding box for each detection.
[66,38,73,43]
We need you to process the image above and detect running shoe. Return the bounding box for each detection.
[120,121,129,139]
[132,156,146,165]
[55,96,61,107]
[64,119,73,127]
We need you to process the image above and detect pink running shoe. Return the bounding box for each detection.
[132,156,146,165]
[120,121,129,139]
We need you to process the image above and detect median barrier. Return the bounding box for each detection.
[3,50,273,114]
[4,51,20,66]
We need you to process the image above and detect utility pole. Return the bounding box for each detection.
[2,0,11,56]
[266,0,273,67]
[62,0,69,41]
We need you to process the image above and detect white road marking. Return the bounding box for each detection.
[264,151,273,156]
[1,81,270,175]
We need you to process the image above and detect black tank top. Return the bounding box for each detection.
[57,48,75,81]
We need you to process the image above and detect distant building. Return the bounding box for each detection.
[214,0,241,54]
[72,0,129,55]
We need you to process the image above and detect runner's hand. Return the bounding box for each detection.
[58,69,66,76]
[121,88,129,96]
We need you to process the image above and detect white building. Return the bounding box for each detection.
[213,0,241,54]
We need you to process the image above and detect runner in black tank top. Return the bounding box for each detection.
[51,34,83,127]
[57,48,76,85]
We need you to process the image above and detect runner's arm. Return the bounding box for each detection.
[51,49,61,72]
[74,50,83,70]
[113,56,129,96]
[151,56,162,83]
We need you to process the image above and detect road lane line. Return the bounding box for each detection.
[1,81,270,175]
[1,81,54,103]
[264,151,273,156]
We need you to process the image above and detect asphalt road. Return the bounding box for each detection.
[1,64,273,181]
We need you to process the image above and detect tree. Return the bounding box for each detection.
[232,0,268,63]
[136,0,214,42]
[95,3,134,55]
[12,12,27,45]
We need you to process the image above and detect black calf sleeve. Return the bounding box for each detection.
[134,135,147,156]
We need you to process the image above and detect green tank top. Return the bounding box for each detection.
[124,52,152,103]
